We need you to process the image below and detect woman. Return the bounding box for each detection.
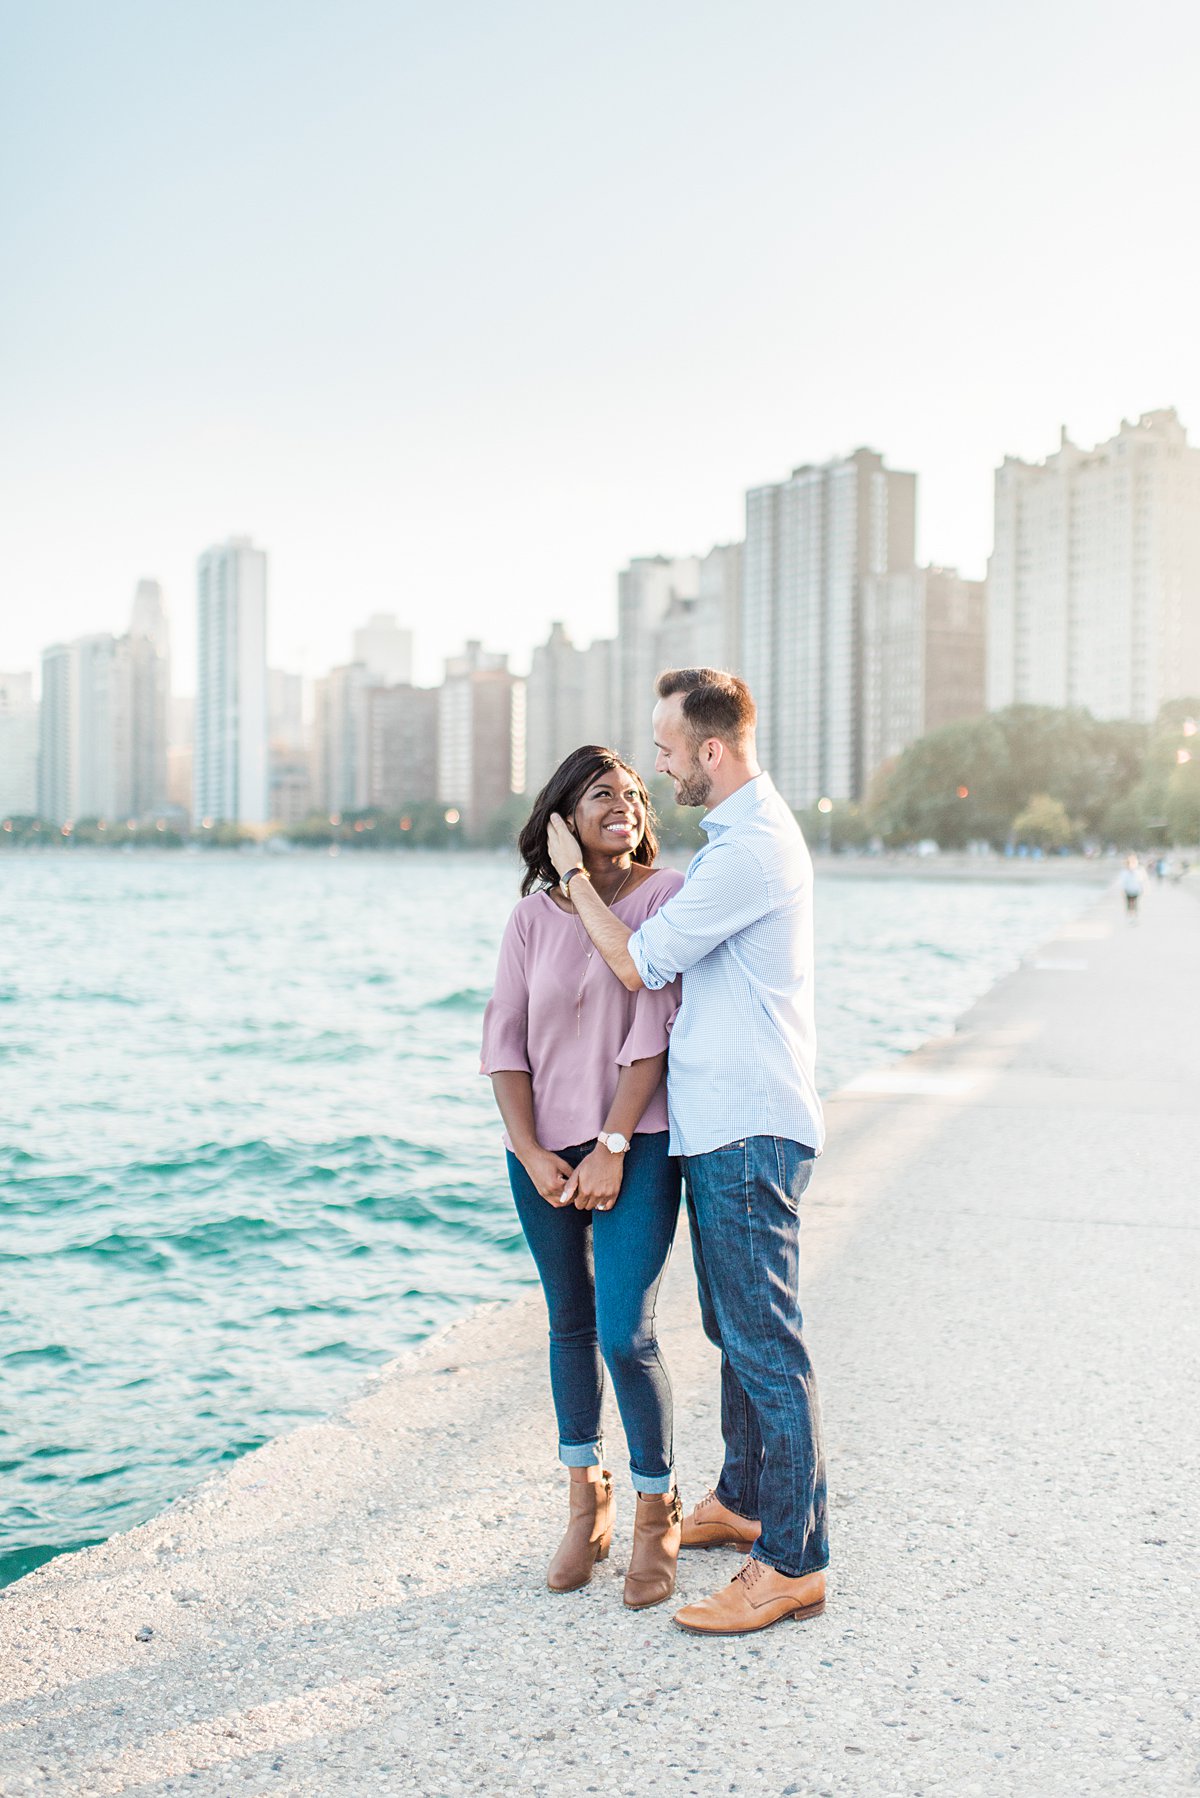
[481,746,684,1608]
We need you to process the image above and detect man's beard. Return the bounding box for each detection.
[673,759,712,807]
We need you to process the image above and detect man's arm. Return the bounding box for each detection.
[546,813,643,990]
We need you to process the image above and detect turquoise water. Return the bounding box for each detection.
[0,853,1095,1583]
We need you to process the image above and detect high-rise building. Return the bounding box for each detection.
[524,625,622,796]
[987,410,1200,720]
[353,613,413,686]
[312,662,373,814]
[525,623,588,794]
[167,694,194,821]
[742,447,917,805]
[266,669,309,825]
[437,642,524,837]
[194,539,269,826]
[126,579,170,815]
[37,635,117,823]
[38,645,73,824]
[366,685,439,810]
[581,637,619,757]
[268,669,306,752]
[651,542,744,694]
[617,555,701,769]
[0,672,38,817]
[861,567,986,783]
[37,591,172,825]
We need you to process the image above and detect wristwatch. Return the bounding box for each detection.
[597,1131,630,1155]
[560,865,590,898]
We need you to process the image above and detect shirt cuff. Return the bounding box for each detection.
[628,921,670,991]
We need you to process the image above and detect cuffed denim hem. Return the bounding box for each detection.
[559,1438,604,1469]
[630,1468,674,1496]
[750,1544,829,1579]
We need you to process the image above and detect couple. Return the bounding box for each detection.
[480,667,827,1636]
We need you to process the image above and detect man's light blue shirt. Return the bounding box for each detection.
[628,772,824,1160]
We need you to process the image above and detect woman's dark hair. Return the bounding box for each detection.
[517,746,659,896]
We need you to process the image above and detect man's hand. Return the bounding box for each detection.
[520,1145,575,1206]
[547,813,583,880]
[561,1143,624,1212]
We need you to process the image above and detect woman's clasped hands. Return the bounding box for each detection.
[520,1143,623,1212]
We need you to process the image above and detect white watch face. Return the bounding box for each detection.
[602,1132,629,1154]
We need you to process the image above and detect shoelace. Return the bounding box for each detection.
[734,1556,764,1588]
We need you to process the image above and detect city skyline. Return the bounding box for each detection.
[8,397,1199,831]
[7,402,1197,700]
[3,2,1198,689]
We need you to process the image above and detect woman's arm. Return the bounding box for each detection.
[490,1071,573,1205]
[563,1052,667,1211]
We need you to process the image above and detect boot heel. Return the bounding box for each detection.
[596,1535,612,1562]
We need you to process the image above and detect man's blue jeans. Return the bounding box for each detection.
[683,1135,828,1578]
[507,1132,681,1493]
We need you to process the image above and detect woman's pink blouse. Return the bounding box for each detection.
[480,868,684,1151]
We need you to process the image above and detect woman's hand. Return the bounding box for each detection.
[547,813,583,879]
[521,1145,575,1207]
[562,1144,624,1212]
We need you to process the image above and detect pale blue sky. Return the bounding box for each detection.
[2,0,1197,690]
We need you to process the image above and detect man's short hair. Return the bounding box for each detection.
[655,667,757,751]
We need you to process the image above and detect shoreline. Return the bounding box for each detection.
[2,881,1197,1792]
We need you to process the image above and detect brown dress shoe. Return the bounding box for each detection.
[623,1490,683,1610]
[546,1472,614,1592]
[680,1488,762,1550]
[673,1555,826,1635]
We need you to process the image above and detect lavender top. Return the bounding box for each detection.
[481,868,684,1151]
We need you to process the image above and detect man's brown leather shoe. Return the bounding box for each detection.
[547,1472,614,1592]
[673,1555,826,1635]
[623,1489,683,1609]
[679,1488,761,1550]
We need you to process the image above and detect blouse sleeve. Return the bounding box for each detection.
[480,908,532,1075]
[616,974,680,1067]
[615,870,684,1064]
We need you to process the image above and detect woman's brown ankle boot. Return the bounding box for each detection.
[623,1489,683,1609]
[546,1471,615,1592]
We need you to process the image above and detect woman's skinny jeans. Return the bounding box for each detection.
[506,1132,681,1493]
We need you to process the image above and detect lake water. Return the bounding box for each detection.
[0,852,1097,1582]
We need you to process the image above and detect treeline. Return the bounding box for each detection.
[801,700,1200,851]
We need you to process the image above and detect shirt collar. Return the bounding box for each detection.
[699,771,775,836]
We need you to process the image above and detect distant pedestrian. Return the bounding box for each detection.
[1121,855,1145,920]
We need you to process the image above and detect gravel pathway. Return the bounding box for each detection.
[2,880,1197,1796]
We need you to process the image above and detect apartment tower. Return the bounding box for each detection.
[742,447,917,806]
[194,539,269,826]
[987,410,1200,720]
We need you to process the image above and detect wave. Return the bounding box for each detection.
[424,985,491,1012]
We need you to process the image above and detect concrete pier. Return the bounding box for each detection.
[2,879,1197,1795]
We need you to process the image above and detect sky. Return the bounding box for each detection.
[2,0,1198,692]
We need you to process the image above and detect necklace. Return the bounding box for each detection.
[571,864,632,1036]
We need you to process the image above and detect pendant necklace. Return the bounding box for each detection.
[571,864,632,1035]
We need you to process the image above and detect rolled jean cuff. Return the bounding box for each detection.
[559,1438,604,1469]
[630,1467,674,1495]
[750,1545,829,1579]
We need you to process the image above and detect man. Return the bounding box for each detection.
[546,667,827,1636]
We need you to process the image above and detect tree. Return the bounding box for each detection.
[1165,757,1200,845]
[1010,793,1074,851]
[647,778,705,853]
[795,800,872,852]
[870,705,1149,847]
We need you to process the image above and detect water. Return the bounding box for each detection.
[0,852,1096,1583]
